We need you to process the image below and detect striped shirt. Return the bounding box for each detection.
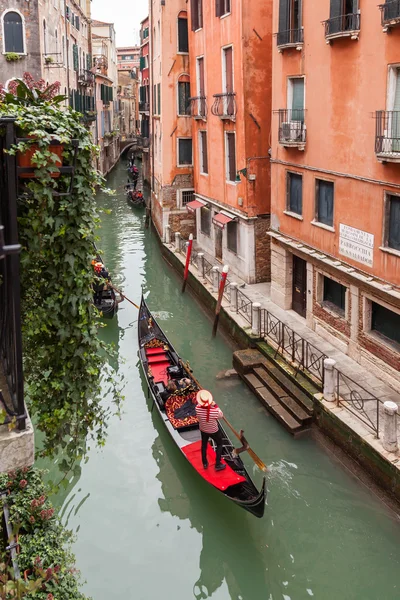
[196,404,223,434]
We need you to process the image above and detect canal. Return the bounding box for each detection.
[48,160,400,599]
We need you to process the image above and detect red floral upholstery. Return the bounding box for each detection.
[165,391,199,429]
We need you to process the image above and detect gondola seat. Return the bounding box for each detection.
[165,392,198,429]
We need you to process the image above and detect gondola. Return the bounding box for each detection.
[125,183,145,207]
[138,296,266,518]
[92,250,119,318]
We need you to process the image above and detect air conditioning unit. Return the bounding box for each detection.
[282,120,304,142]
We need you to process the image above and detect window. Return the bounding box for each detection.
[3,11,24,53]
[199,131,208,174]
[225,132,236,182]
[180,189,194,207]
[43,19,47,54]
[178,17,188,52]
[287,77,304,122]
[371,302,400,346]
[178,80,191,115]
[222,46,234,115]
[287,172,302,215]
[316,179,334,227]
[157,83,161,115]
[227,221,238,253]
[216,0,231,17]
[178,138,193,166]
[323,277,346,315]
[200,206,211,236]
[191,0,203,31]
[277,0,302,46]
[386,194,400,251]
[328,0,359,35]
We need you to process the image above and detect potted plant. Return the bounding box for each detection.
[44,55,55,65]
[5,52,22,62]
[1,73,66,178]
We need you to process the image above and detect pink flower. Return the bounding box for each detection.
[45,567,53,581]
[34,556,42,567]
[19,479,27,489]
[39,495,46,506]
[29,516,35,524]
[31,499,38,509]
[47,594,54,600]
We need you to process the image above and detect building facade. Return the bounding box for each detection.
[150,0,195,239]
[270,0,400,389]
[139,16,150,181]
[117,46,139,139]
[92,20,119,175]
[186,0,273,283]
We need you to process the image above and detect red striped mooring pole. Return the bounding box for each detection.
[182,233,193,293]
[212,264,229,337]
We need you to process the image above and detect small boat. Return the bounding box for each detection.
[125,184,145,207]
[92,251,119,318]
[138,296,266,518]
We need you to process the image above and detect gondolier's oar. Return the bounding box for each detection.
[108,284,140,309]
[179,359,267,472]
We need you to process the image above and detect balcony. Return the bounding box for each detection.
[139,101,150,113]
[379,0,400,30]
[93,53,108,75]
[276,28,304,51]
[78,69,95,87]
[323,13,360,42]
[375,111,400,162]
[211,93,237,121]
[277,109,306,149]
[189,96,207,120]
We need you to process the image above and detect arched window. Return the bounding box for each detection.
[177,11,188,53]
[3,11,24,53]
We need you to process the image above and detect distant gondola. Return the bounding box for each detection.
[138,296,266,518]
[92,251,119,318]
[125,183,145,207]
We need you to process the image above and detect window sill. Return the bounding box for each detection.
[194,28,203,33]
[2,52,27,56]
[379,246,400,258]
[318,301,346,321]
[220,12,231,20]
[177,164,193,168]
[177,52,189,56]
[284,210,303,221]
[277,42,303,52]
[325,30,360,43]
[311,220,335,233]
[177,114,191,118]
[200,172,209,176]
[226,180,237,186]
[364,329,400,354]
[200,230,211,237]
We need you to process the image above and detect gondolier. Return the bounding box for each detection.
[195,390,226,472]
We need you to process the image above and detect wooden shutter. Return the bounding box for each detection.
[4,12,24,53]
[201,131,208,173]
[198,58,205,95]
[198,0,203,28]
[86,53,92,70]
[157,83,161,115]
[73,44,79,71]
[329,0,343,33]
[289,173,302,214]
[278,0,290,45]
[178,18,188,52]
[191,0,198,31]
[216,0,222,17]
[75,15,80,30]
[389,196,400,250]
[317,180,334,226]
[227,133,236,181]
[224,47,233,94]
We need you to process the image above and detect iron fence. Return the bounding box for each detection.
[277,109,306,145]
[375,111,400,155]
[211,93,237,120]
[276,28,304,47]
[189,96,208,119]
[236,288,253,325]
[335,370,380,438]
[323,13,360,36]
[379,0,400,24]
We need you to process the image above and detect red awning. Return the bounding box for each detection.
[213,213,234,229]
[186,200,205,213]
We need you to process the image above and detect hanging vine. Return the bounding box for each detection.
[0,76,122,467]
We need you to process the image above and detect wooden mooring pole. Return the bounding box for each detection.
[212,264,229,337]
[182,234,193,293]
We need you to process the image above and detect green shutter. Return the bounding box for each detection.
[73,44,79,71]
[291,78,304,121]
[86,53,92,70]
[140,56,146,70]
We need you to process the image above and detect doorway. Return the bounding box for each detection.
[215,227,223,261]
[292,255,307,318]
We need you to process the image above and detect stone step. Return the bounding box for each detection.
[254,364,313,415]
[253,367,313,425]
[242,375,303,434]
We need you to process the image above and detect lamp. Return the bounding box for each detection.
[235,168,248,182]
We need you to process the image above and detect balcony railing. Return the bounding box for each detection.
[375,111,400,161]
[324,13,361,39]
[211,93,237,120]
[277,109,306,148]
[139,101,149,112]
[379,0,400,27]
[276,28,304,48]
[78,69,95,86]
[93,53,108,73]
[189,96,208,120]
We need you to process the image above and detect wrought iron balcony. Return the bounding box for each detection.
[93,53,108,73]
[189,96,207,120]
[139,101,150,112]
[277,109,306,149]
[276,28,304,49]
[323,13,360,40]
[78,69,95,86]
[375,111,400,162]
[379,0,400,29]
[211,93,237,121]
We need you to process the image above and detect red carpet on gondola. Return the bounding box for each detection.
[182,441,246,491]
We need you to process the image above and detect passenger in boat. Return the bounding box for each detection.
[177,377,191,389]
[195,390,226,472]
[160,380,177,402]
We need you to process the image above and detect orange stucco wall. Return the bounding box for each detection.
[271,1,400,285]
[188,0,272,218]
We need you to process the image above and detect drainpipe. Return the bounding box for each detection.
[64,0,70,101]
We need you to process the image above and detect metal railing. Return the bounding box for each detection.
[276,28,304,47]
[375,111,400,155]
[324,13,360,36]
[1,491,20,580]
[93,53,108,72]
[189,96,207,119]
[379,0,400,25]
[78,69,95,86]
[277,109,306,145]
[237,289,253,325]
[211,93,237,120]
[335,371,380,438]
[139,101,150,112]
[0,118,26,430]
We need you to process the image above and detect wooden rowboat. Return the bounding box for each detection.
[138,296,266,518]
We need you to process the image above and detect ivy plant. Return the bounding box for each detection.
[0,77,122,468]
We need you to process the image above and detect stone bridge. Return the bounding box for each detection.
[120,136,149,157]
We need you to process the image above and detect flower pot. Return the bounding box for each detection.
[18,143,64,179]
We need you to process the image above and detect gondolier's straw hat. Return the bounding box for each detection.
[196,389,214,407]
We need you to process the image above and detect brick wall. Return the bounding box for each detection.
[358,294,400,372]
[312,271,351,338]
[151,173,195,239]
[255,215,271,283]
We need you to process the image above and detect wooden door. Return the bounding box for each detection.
[292,256,307,318]
[215,227,223,261]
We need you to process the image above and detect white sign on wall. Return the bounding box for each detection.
[339,224,374,268]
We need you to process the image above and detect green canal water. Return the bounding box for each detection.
[45,162,400,599]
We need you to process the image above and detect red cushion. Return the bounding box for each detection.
[182,441,246,491]
[149,361,170,385]
[146,348,167,356]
